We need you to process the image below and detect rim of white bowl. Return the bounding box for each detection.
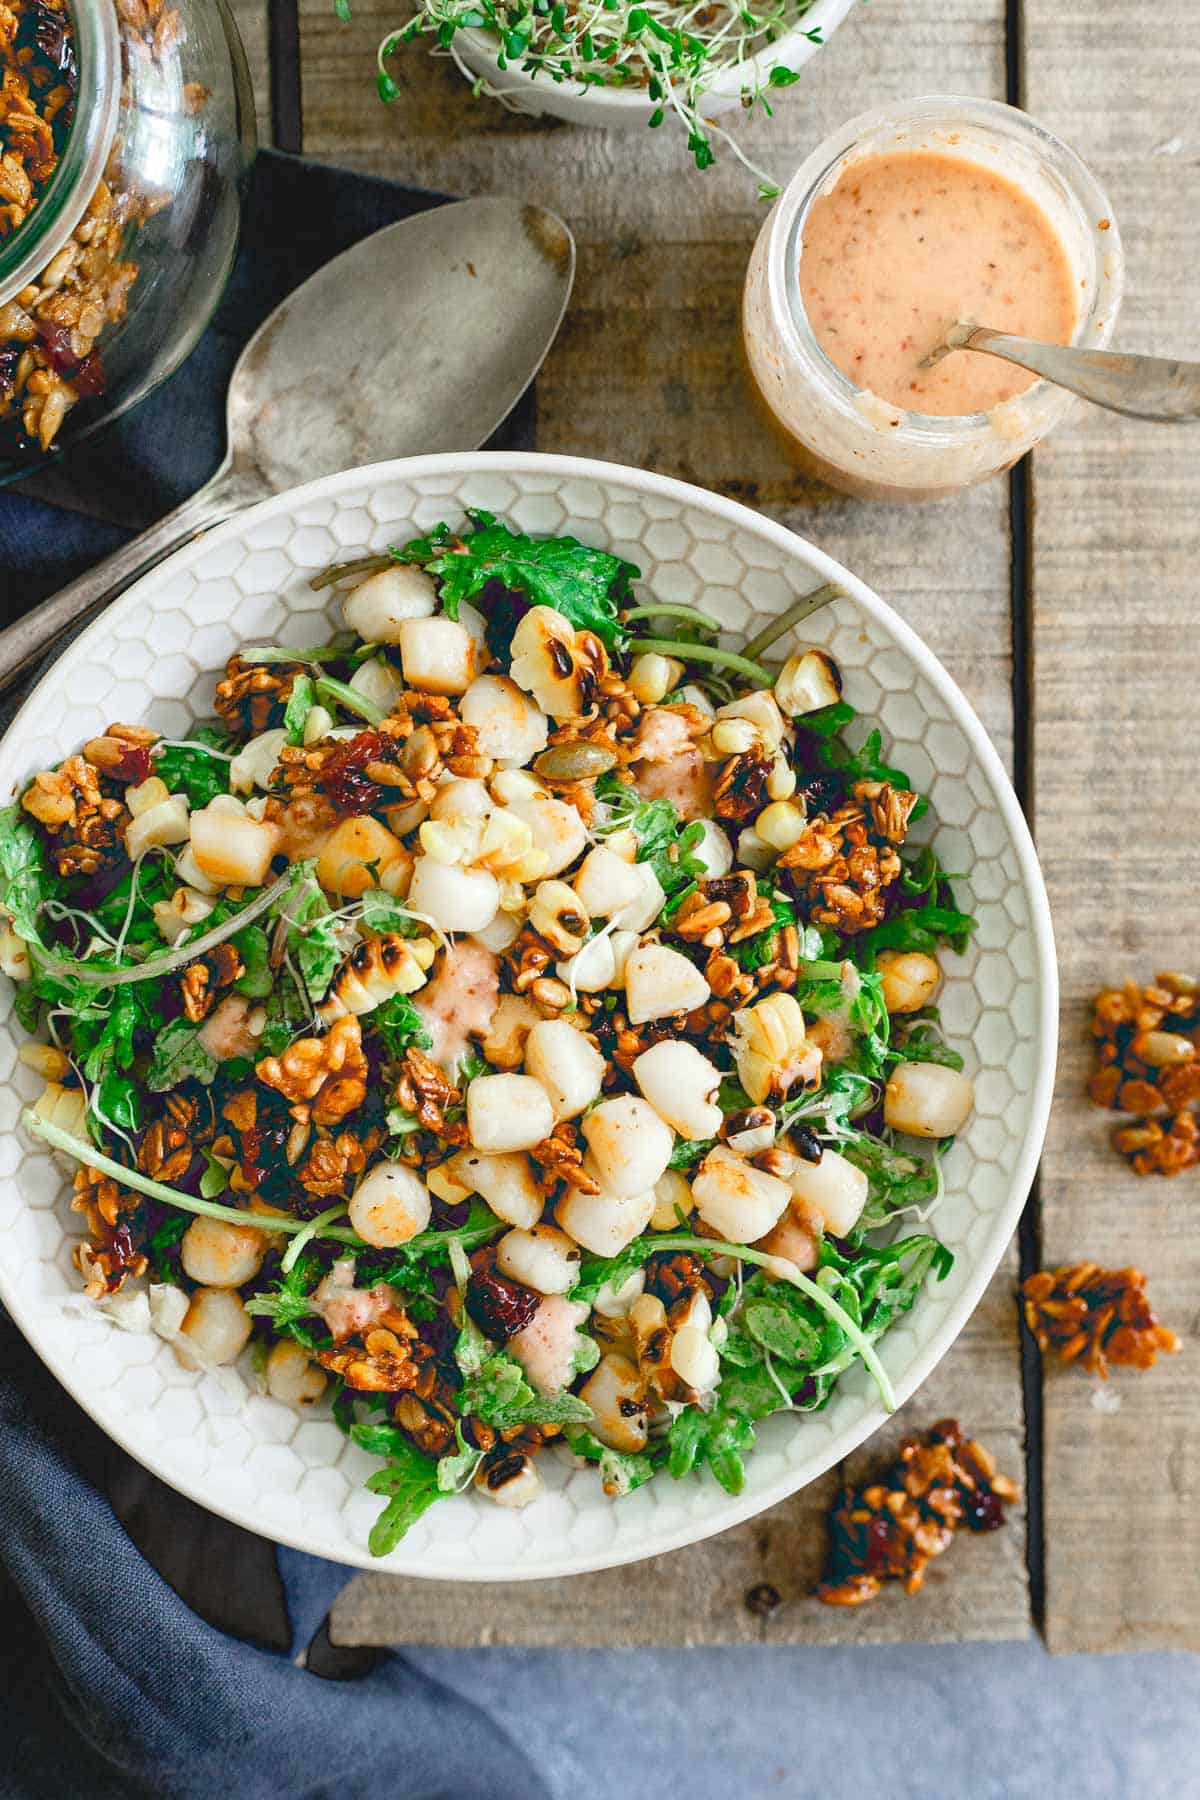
[0,451,1058,1579]
[460,0,859,108]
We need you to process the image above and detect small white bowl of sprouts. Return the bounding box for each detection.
[376,0,858,193]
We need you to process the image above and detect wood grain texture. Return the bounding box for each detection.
[302,0,1033,1648]
[229,0,273,141]
[1023,4,1200,1653]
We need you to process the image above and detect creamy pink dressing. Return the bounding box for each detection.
[631,709,714,821]
[415,941,500,1073]
[312,1260,398,1340]
[799,149,1077,416]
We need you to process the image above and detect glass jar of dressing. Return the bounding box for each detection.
[743,95,1124,500]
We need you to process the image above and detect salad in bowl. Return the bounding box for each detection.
[2,505,981,1558]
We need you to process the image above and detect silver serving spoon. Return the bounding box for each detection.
[920,321,1200,421]
[0,198,575,693]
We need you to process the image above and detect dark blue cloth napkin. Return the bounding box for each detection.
[0,148,544,1799]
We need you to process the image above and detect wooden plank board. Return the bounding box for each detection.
[1024,4,1200,1653]
[295,0,1032,1646]
[229,0,272,143]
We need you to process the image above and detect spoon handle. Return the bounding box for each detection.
[0,462,266,699]
[956,326,1200,422]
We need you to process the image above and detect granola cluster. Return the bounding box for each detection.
[20,749,129,877]
[816,1419,1018,1606]
[1088,974,1200,1174]
[1,0,188,456]
[1022,1264,1180,1378]
[777,779,916,935]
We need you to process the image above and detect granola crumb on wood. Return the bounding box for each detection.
[816,1419,1018,1606]
[1022,1264,1181,1377]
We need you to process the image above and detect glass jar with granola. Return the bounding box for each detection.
[0,0,254,477]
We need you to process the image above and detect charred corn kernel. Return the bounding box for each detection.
[475,1453,543,1509]
[317,933,435,1024]
[755,800,807,851]
[126,775,170,816]
[32,1081,88,1137]
[711,718,759,756]
[650,1167,694,1232]
[731,992,812,1105]
[418,818,471,866]
[489,768,548,806]
[125,795,191,861]
[774,648,843,718]
[528,879,589,956]
[0,921,31,980]
[475,808,536,875]
[302,704,335,746]
[716,690,785,754]
[229,728,287,794]
[19,1043,69,1080]
[766,754,797,802]
[628,652,685,705]
[428,1160,475,1206]
[579,1353,648,1453]
[670,1325,719,1393]
[152,886,215,946]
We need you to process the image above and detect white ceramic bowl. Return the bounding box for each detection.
[0,453,1056,1579]
[455,0,858,129]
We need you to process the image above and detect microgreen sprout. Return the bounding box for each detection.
[362,0,825,188]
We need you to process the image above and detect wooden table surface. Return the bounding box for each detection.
[228,0,1199,1654]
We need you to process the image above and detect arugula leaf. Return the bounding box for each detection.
[843,1131,944,1229]
[245,1252,326,1343]
[359,1435,446,1557]
[854,901,978,962]
[667,1136,715,1171]
[436,1423,483,1494]
[286,886,340,1003]
[566,1430,658,1498]
[892,1018,965,1072]
[593,775,706,898]
[459,1352,593,1430]
[391,509,635,651]
[284,673,317,745]
[199,1150,230,1198]
[370,993,433,1060]
[743,1297,823,1364]
[145,1214,188,1282]
[145,1018,219,1092]
[154,734,231,808]
[357,890,422,935]
[0,803,50,949]
[666,1403,756,1496]
[231,925,274,998]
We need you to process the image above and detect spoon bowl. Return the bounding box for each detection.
[0,198,575,691]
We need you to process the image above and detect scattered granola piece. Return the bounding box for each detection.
[1088,973,1200,1114]
[1022,1264,1181,1377]
[816,1418,1018,1606]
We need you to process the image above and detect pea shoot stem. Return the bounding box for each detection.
[314,675,387,727]
[22,1111,368,1247]
[627,636,773,689]
[739,583,842,663]
[636,1230,897,1412]
[622,603,722,633]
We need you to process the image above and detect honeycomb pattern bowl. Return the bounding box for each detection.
[0,454,1057,1579]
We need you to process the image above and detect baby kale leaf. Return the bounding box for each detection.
[391,509,635,652]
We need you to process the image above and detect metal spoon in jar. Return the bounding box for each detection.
[0,198,575,694]
[919,320,1200,421]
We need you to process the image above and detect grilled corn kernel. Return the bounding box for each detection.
[755,800,807,852]
[628,652,685,705]
[528,880,589,956]
[766,755,797,802]
[711,718,759,757]
[731,991,812,1104]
